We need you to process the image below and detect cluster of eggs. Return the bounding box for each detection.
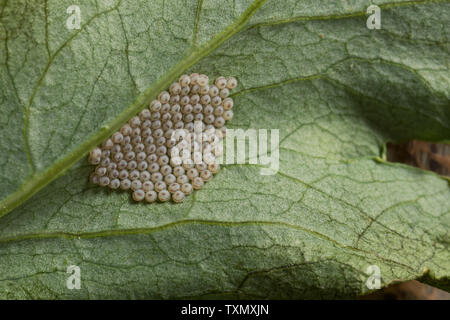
[88,73,237,203]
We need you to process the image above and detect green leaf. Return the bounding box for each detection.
[0,0,449,299]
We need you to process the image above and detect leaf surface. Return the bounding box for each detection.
[0,0,449,298]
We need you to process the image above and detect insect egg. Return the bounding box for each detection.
[132,135,142,145]
[151,172,163,182]
[190,73,199,84]
[200,170,212,181]
[95,166,107,176]
[226,77,237,89]
[164,129,175,139]
[214,106,224,116]
[127,160,137,170]
[133,189,145,202]
[129,169,140,180]
[191,84,200,94]
[120,179,131,190]
[122,136,131,145]
[161,103,171,113]
[100,157,110,167]
[109,179,120,189]
[160,164,172,176]
[212,96,222,107]
[131,180,142,191]
[186,168,199,179]
[179,74,191,87]
[149,163,160,173]
[180,96,190,106]
[150,100,162,112]
[197,74,209,87]
[157,155,169,166]
[155,181,166,192]
[90,148,102,159]
[146,154,158,164]
[204,114,215,124]
[200,85,210,95]
[214,117,225,128]
[107,162,117,171]
[184,114,194,123]
[134,143,145,153]
[164,174,177,184]
[142,181,154,192]
[184,122,194,132]
[100,140,113,152]
[125,151,135,161]
[162,112,172,122]
[177,175,189,185]
[137,161,148,171]
[169,82,182,95]
[181,183,193,195]
[145,144,156,154]
[190,94,200,104]
[158,190,171,202]
[118,159,128,170]
[156,145,167,156]
[119,169,129,180]
[182,104,193,114]
[142,128,152,138]
[140,171,151,182]
[145,190,157,203]
[162,121,173,131]
[101,149,111,159]
[112,132,123,143]
[195,162,207,171]
[129,116,141,128]
[166,138,177,148]
[151,120,161,129]
[222,98,233,110]
[215,76,227,89]
[158,91,170,104]
[208,163,220,174]
[169,94,180,104]
[219,88,230,99]
[139,109,151,121]
[123,143,133,153]
[193,103,203,114]
[99,176,110,187]
[153,129,164,138]
[109,169,119,179]
[168,183,180,194]
[209,85,219,97]
[172,190,185,203]
[180,85,191,96]
[90,173,100,184]
[203,153,216,165]
[151,112,160,121]
[203,105,214,115]
[223,110,233,120]
[192,177,204,190]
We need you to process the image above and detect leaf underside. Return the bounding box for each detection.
[0,0,449,299]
